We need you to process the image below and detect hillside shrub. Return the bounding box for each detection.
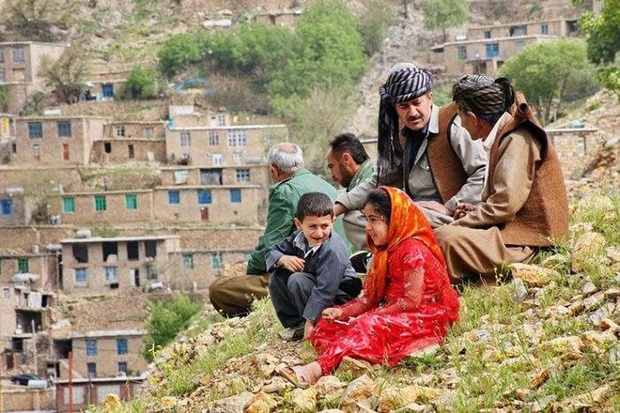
[120,66,160,100]
[143,294,202,362]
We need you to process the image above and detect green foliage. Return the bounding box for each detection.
[0,86,10,112]
[267,0,367,99]
[120,66,160,100]
[158,32,206,77]
[357,0,392,56]
[499,39,593,123]
[143,294,202,362]
[40,44,89,104]
[574,0,620,94]
[420,0,468,41]
[0,0,76,42]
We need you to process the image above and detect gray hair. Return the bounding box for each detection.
[267,142,304,174]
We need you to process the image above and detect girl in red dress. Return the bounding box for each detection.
[280,186,460,386]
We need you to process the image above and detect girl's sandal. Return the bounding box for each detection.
[277,366,310,389]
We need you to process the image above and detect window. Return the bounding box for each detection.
[263,130,272,145]
[102,242,118,262]
[12,47,25,63]
[217,114,226,126]
[144,128,153,139]
[208,131,219,145]
[94,195,107,212]
[180,131,191,147]
[197,189,212,205]
[515,40,526,52]
[62,197,75,213]
[3,288,9,299]
[125,194,138,210]
[213,154,223,165]
[118,362,128,373]
[28,122,43,138]
[127,241,139,261]
[57,121,71,137]
[86,339,97,356]
[211,253,223,270]
[457,45,467,60]
[485,43,499,59]
[146,265,157,279]
[168,190,180,204]
[32,144,40,160]
[18,258,29,273]
[102,84,114,98]
[541,23,549,35]
[227,130,247,147]
[509,25,527,36]
[115,126,125,137]
[105,266,118,281]
[483,30,491,39]
[232,152,241,164]
[235,169,250,182]
[73,244,89,263]
[182,253,194,269]
[87,363,97,379]
[0,199,12,215]
[116,338,128,355]
[145,241,157,258]
[0,68,5,82]
[200,169,223,185]
[75,268,87,283]
[0,49,4,63]
[230,189,242,203]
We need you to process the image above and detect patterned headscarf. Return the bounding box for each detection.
[377,64,434,183]
[452,75,515,116]
[364,186,445,304]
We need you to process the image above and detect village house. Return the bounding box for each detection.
[90,120,167,164]
[55,376,144,413]
[430,18,580,76]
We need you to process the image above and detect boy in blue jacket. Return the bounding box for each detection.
[266,192,362,341]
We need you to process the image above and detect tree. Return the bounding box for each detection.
[1,0,75,42]
[158,32,205,77]
[39,44,89,104]
[121,66,160,100]
[420,0,468,42]
[143,294,202,362]
[499,39,593,123]
[573,0,620,94]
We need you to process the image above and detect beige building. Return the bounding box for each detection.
[547,124,603,179]
[431,18,580,76]
[59,234,181,294]
[0,41,68,113]
[90,120,167,164]
[13,116,108,166]
[55,376,143,413]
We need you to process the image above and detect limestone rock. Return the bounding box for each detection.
[511,263,559,287]
[245,391,278,413]
[340,375,376,410]
[291,387,318,413]
[209,391,253,413]
[572,232,606,272]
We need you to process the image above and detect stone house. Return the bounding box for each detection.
[59,234,181,294]
[13,116,108,166]
[0,41,68,113]
[0,113,17,164]
[430,18,580,76]
[55,376,144,413]
[546,124,602,179]
[90,120,167,164]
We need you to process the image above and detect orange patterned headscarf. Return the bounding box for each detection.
[364,186,446,304]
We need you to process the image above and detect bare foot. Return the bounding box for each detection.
[296,361,322,385]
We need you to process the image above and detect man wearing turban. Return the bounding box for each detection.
[434,75,569,284]
[333,63,487,228]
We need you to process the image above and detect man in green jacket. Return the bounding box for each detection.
[209,142,347,317]
[326,133,374,252]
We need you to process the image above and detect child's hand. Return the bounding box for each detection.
[277,255,305,273]
[321,307,343,320]
[303,320,315,339]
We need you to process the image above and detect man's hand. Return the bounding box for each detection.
[416,200,452,216]
[321,307,344,320]
[276,255,305,273]
[303,320,315,339]
[453,202,477,219]
[333,202,348,217]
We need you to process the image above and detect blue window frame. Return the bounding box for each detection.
[0,199,12,215]
[168,190,180,204]
[28,122,43,138]
[57,121,71,137]
[94,195,107,211]
[87,363,97,378]
[116,338,128,355]
[230,189,242,203]
[118,362,128,373]
[102,84,114,98]
[75,268,87,283]
[197,189,212,205]
[182,253,194,269]
[125,194,138,210]
[485,43,499,59]
[86,339,97,356]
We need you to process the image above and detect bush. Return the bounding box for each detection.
[120,66,160,100]
[143,294,203,362]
